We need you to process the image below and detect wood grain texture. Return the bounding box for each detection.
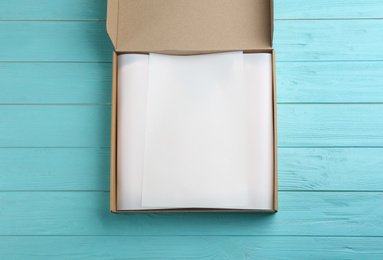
[1,148,383,191]
[275,0,383,19]
[278,104,383,147]
[0,0,107,20]
[277,61,383,103]
[0,63,112,104]
[0,21,113,62]
[0,105,111,147]
[279,148,383,191]
[0,148,110,191]
[2,61,383,104]
[0,191,381,236]
[1,20,383,62]
[274,20,383,61]
[0,236,382,259]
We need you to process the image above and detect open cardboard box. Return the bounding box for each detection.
[107,0,277,213]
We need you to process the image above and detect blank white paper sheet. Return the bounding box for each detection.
[243,53,274,210]
[142,52,250,208]
[117,54,151,210]
[117,52,274,210]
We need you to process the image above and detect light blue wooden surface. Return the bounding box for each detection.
[0,0,383,258]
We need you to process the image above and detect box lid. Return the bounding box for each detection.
[107,0,273,53]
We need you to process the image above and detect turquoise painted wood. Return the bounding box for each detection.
[1,236,382,259]
[0,105,111,147]
[2,148,383,191]
[0,63,112,104]
[274,0,383,19]
[277,61,383,103]
[278,104,383,147]
[274,20,383,61]
[0,148,110,191]
[0,0,382,258]
[0,0,107,20]
[0,22,114,62]
[278,148,383,191]
[0,192,382,236]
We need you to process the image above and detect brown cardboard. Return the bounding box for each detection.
[106,0,118,47]
[107,0,277,213]
[110,52,118,213]
[272,49,278,212]
[107,0,272,54]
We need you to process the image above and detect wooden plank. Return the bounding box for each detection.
[0,105,111,147]
[278,148,383,191]
[277,61,383,104]
[274,20,383,61]
[1,148,383,191]
[2,61,383,104]
[0,0,107,20]
[0,191,381,236]
[0,21,113,62]
[275,0,383,19]
[0,63,112,104]
[1,20,383,62]
[278,104,383,147]
[0,236,382,259]
[1,104,383,147]
[1,0,382,20]
[0,148,110,191]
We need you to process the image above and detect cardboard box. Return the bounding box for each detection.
[107,0,277,213]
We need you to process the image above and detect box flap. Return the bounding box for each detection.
[106,0,118,47]
[107,0,273,53]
